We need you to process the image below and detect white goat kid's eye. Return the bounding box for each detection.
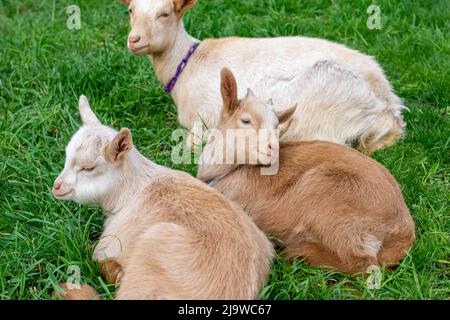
[241,119,251,125]
[159,12,170,18]
[81,166,96,173]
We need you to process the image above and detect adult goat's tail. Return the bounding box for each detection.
[358,71,407,154]
[358,107,406,154]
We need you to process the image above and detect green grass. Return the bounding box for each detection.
[0,0,449,300]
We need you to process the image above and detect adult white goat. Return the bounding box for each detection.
[120,0,405,153]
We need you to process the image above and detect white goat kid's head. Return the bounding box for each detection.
[52,96,133,204]
[212,68,297,166]
[120,0,196,55]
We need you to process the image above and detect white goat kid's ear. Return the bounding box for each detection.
[106,128,133,162]
[79,95,102,126]
[276,104,297,124]
[173,0,197,17]
[220,67,239,115]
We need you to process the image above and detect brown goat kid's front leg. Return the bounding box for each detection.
[99,259,123,285]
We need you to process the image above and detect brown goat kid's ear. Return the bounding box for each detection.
[220,68,239,115]
[276,104,297,124]
[106,128,133,162]
[173,0,197,17]
[117,0,132,5]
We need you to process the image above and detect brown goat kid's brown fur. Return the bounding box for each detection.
[198,68,415,274]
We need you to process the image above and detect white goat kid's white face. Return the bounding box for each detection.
[53,96,132,205]
[127,0,178,55]
[53,127,116,204]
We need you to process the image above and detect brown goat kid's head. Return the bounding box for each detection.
[52,96,134,204]
[119,0,196,55]
[210,68,296,166]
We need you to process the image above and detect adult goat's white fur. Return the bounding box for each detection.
[122,0,405,153]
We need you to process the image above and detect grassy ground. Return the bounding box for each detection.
[0,0,449,300]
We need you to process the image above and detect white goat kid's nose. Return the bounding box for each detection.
[53,180,62,190]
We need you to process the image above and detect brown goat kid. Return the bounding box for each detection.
[198,68,415,273]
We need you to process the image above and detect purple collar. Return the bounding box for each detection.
[164,42,200,93]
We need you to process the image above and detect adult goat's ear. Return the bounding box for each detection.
[79,95,102,126]
[105,128,133,162]
[220,67,239,115]
[173,0,197,18]
[276,104,297,124]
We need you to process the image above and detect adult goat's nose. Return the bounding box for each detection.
[53,180,62,190]
[129,35,141,44]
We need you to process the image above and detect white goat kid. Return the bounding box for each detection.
[52,96,273,300]
[121,0,405,153]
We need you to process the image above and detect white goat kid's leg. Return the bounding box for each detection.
[116,222,199,300]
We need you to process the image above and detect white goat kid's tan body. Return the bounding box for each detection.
[124,0,405,153]
[53,96,273,300]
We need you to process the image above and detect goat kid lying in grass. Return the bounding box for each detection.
[197,68,415,274]
[120,0,405,154]
[52,96,273,300]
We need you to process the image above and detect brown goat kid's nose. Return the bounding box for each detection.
[129,35,141,44]
[268,143,279,155]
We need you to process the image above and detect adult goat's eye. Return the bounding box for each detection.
[241,119,251,125]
